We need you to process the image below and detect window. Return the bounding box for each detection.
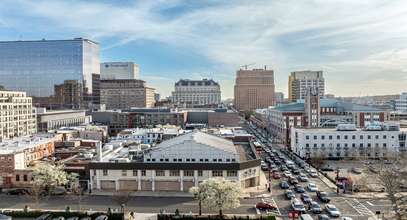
[344,135,348,140]
[321,135,325,140]
[375,135,379,140]
[141,170,146,176]
[368,135,371,140]
[306,144,309,148]
[192,159,195,161]
[352,135,355,140]
[24,175,28,181]
[329,135,332,140]
[337,135,340,140]
[198,170,203,176]
[368,143,371,147]
[360,143,363,147]
[173,159,177,161]
[160,159,164,161]
[213,159,217,162]
[178,159,182,162]
[383,135,387,139]
[152,159,156,161]
[227,159,230,162]
[360,135,363,139]
[313,136,317,140]
[8,157,11,162]
[352,143,356,148]
[133,170,137,176]
[93,170,96,176]
[200,159,204,162]
[0,157,3,162]
[165,159,169,162]
[321,143,325,148]
[314,143,317,148]
[306,136,309,140]
[184,170,194,176]
[205,159,209,162]
[186,159,190,161]
[227,171,237,176]
[122,170,127,176]
[344,143,348,148]
[16,175,20,181]
[103,170,108,176]
[156,170,165,176]
[147,159,151,161]
[232,159,236,162]
[383,143,387,147]
[337,143,340,148]
[219,159,222,162]
[170,170,180,176]
[336,152,341,157]
[212,171,223,176]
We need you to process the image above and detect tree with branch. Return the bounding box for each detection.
[110,190,135,213]
[22,185,51,210]
[31,163,79,191]
[189,177,244,216]
[309,151,327,171]
[63,187,89,211]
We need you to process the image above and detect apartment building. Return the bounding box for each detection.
[234,68,275,110]
[100,79,155,109]
[0,91,37,138]
[288,71,324,103]
[171,79,221,105]
[36,108,92,132]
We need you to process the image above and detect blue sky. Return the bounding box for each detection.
[1,0,407,99]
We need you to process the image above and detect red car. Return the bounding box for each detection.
[335,176,349,181]
[289,176,299,184]
[256,202,277,210]
[274,172,281,179]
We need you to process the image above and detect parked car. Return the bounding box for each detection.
[352,168,362,174]
[296,160,301,165]
[299,173,308,182]
[52,217,65,220]
[274,172,281,179]
[301,193,312,203]
[256,202,277,210]
[269,162,276,167]
[307,183,318,192]
[286,189,295,199]
[309,201,322,214]
[0,214,12,220]
[317,191,331,202]
[281,165,288,171]
[262,165,269,171]
[284,171,292,177]
[325,204,340,217]
[335,176,349,181]
[7,189,29,195]
[280,181,289,189]
[289,176,299,184]
[291,198,306,213]
[95,215,108,220]
[317,214,331,220]
[300,162,306,168]
[36,214,53,220]
[310,170,318,178]
[305,167,312,173]
[80,217,91,220]
[295,185,305,193]
[265,157,271,162]
[321,167,335,171]
[66,217,79,220]
[293,168,300,174]
[274,159,281,165]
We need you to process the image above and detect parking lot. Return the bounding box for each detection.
[240,120,378,219]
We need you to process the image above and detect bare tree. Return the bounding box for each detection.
[22,185,51,210]
[63,187,89,211]
[309,151,327,171]
[348,173,369,192]
[327,144,334,157]
[110,190,135,213]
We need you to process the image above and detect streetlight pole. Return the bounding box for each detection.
[337,166,340,193]
[268,168,271,192]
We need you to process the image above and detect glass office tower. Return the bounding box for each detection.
[0,38,100,109]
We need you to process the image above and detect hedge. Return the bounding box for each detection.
[157,214,275,220]
[4,211,123,220]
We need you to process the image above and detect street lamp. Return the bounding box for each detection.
[337,166,340,193]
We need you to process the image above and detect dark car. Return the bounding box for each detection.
[95,215,108,220]
[256,202,277,210]
[321,167,335,171]
[270,155,275,160]
[274,159,281,165]
[269,162,276,167]
[261,165,268,171]
[335,176,349,181]
[289,176,299,184]
[310,201,322,214]
[317,214,331,220]
[281,165,288,171]
[7,189,29,195]
[265,157,271,162]
[317,191,331,202]
[300,162,306,168]
[66,217,79,220]
[79,217,91,220]
[36,214,53,220]
[295,160,301,165]
[295,185,305,193]
[52,217,65,220]
[280,181,289,189]
[293,168,300,174]
[301,193,312,203]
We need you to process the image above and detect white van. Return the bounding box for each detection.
[299,214,313,220]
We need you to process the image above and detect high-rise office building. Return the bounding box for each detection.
[275,92,284,102]
[234,68,275,110]
[0,91,37,138]
[154,93,161,101]
[171,79,221,105]
[0,38,100,109]
[100,62,139,80]
[288,70,324,103]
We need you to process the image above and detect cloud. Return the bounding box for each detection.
[0,18,12,30]
[325,50,346,56]
[139,76,172,81]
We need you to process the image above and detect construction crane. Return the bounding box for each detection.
[242,63,256,70]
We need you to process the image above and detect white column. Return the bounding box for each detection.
[258,166,261,186]
[96,170,100,189]
[138,170,141,190]
[180,170,184,191]
[152,170,155,191]
[209,170,212,179]
[237,170,241,182]
[194,170,198,187]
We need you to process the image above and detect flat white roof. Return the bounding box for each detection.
[0,136,54,154]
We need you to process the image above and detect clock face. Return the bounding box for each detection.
[311,89,317,96]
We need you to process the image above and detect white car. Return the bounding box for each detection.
[325,204,340,217]
[284,171,292,177]
[310,170,318,177]
[341,218,353,220]
[299,173,308,182]
[305,167,312,173]
[307,183,318,192]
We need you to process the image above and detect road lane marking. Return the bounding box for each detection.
[183,203,253,207]
[345,199,374,216]
[254,205,261,214]
[366,201,375,206]
[262,198,281,216]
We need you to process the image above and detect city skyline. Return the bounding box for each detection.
[1,0,407,99]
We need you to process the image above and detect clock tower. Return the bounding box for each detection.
[304,87,320,127]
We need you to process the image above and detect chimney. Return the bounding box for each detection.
[264,65,266,70]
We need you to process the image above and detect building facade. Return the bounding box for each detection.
[234,68,275,110]
[154,93,161,101]
[100,62,139,80]
[275,92,284,102]
[36,108,92,132]
[291,122,406,159]
[1,91,37,138]
[394,93,407,112]
[100,79,155,109]
[288,71,324,103]
[172,79,221,105]
[0,38,100,109]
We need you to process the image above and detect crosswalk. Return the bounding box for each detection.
[262,197,281,216]
[345,198,375,216]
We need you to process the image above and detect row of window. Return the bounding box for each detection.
[305,134,392,140]
[146,158,236,162]
[305,143,387,148]
[101,170,238,177]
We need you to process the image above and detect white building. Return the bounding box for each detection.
[171,79,221,104]
[114,128,185,144]
[395,92,407,112]
[289,70,324,103]
[100,62,139,80]
[291,122,407,159]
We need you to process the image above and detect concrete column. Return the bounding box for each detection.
[152,170,155,191]
[194,170,198,187]
[209,170,212,179]
[180,170,184,191]
[138,170,141,190]
[96,170,100,189]
[258,166,261,186]
[115,180,119,190]
[237,170,241,182]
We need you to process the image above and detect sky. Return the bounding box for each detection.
[1,0,407,99]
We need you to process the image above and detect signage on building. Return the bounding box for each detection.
[105,64,129,68]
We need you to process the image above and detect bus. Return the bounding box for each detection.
[253,142,262,151]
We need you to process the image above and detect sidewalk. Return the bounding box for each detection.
[243,167,272,199]
[90,189,195,197]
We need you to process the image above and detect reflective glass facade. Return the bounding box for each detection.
[0,38,100,109]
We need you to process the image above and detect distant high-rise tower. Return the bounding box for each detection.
[288,71,324,103]
[234,67,275,110]
[0,38,100,109]
[100,62,139,80]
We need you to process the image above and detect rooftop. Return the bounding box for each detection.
[0,136,54,154]
[175,78,219,86]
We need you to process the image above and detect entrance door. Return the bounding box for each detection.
[7,177,11,184]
